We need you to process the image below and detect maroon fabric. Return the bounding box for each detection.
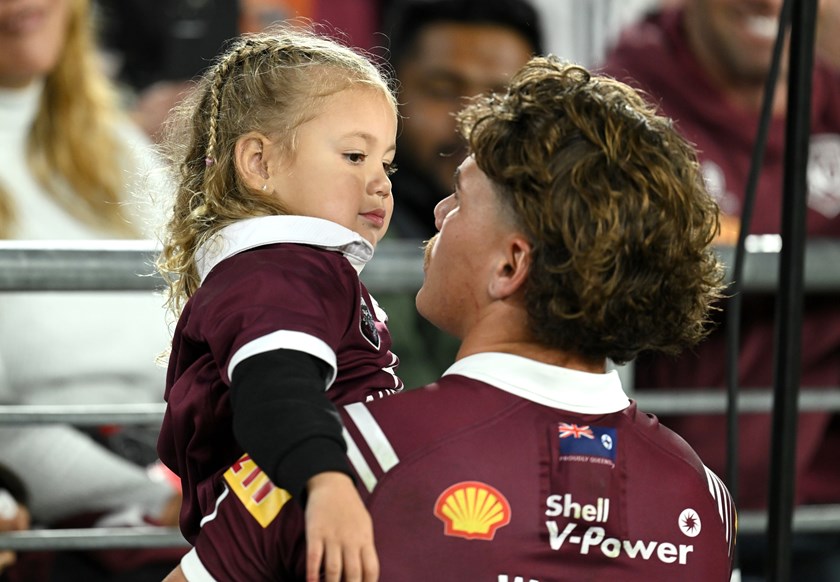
[157,243,401,545]
[190,483,307,581]
[601,8,840,509]
[343,376,735,581]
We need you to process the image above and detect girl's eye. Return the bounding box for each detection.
[345,152,366,164]
[384,162,398,176]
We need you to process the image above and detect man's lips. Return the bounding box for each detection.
[361,209,386,228]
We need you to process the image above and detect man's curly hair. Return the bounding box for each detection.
[457,57,725,364]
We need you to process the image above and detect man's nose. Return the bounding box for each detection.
[433,195,454,230]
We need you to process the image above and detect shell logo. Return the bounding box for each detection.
[434,481,512,540]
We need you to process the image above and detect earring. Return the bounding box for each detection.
[262,183,268,192]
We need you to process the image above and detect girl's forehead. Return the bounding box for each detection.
[323,85,397,116]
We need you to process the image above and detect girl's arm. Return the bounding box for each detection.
[230,349,378,582]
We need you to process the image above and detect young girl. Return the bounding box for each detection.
[156,25,402,582]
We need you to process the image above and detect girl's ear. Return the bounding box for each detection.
[234,132,272,192]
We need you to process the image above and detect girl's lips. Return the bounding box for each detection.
[361,210,386,228]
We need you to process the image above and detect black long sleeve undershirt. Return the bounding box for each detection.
[229,348,351,504]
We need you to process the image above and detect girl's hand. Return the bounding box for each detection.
[304,472,379,582]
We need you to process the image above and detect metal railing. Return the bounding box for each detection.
[0,238,838,550]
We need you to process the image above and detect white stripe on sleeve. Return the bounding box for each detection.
[344,402,399,474]
[343,427,377,493]
[704,465,735,552]
[227,330,337,387]
[181,547,219,581]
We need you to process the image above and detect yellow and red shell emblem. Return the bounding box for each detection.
[434,481,511,540]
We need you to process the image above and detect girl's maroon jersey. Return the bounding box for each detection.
[342,353,736,581]
[157,216,402,544]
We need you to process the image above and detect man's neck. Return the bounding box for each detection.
[455,309,606,374]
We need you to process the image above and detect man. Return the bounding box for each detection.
[165,56,735,581]
[601,2,840,578]
[377,0,544,388]
[381,0,543,240]
[341,57,735,581]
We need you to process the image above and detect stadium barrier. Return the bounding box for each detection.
[0,237,838,549]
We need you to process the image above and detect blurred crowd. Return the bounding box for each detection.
[0,0,838,580]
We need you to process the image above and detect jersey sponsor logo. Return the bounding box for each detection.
[223,453,292,528]
[545,493,610,523]
[678,508,701,537]
[807,134,840,218]
[434,481,511,541]
[557,422,618,468]
[545,522,695,565]
[359,297,380,349]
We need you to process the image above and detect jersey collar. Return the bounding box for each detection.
[443,352,630,414]
[196,216,374,283]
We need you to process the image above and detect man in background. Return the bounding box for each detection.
[377,0,544,386]
[602,0,840,578]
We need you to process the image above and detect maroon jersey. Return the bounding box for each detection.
[342,354,736,581]
[601,8,840,509]
[157,216,402,547]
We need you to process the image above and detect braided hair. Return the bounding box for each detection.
[156,24,396,318]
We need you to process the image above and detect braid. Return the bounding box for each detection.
[204,39,273,169]
[158,24,397,319]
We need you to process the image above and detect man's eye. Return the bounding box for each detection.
[345,153,366,163]
[384,162,398,176]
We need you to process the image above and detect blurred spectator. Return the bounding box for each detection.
[529,0,661,67]
[601,0,840,579]
[818,0,840,68]
[95,0,240,141]
[381,0,543,240]
[96,0,383,141]
[0,464,30,578]
[0,0,182,577]
[374,0,543,387]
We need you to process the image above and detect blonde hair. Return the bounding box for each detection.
[0,0,135,238]
[458,57,724,363]
[157,24,396,318]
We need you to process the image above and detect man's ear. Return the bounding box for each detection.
[234,131,272,192]
[489,236,531,300]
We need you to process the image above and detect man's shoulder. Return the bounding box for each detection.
[620,402,712,481]
[340,375,519,481]
[619,404,737,553]
[343,375,513,444]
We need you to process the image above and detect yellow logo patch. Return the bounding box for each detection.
[223,454,292,528]
[434,481,511,540]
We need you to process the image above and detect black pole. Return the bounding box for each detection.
[725,0,792,523]
[766,0,818,579]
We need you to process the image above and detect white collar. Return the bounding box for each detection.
[196,216,374,283]
[443,352,630,414]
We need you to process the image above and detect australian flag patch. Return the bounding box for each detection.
[557,422,618,468]
[359,297,380,349]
